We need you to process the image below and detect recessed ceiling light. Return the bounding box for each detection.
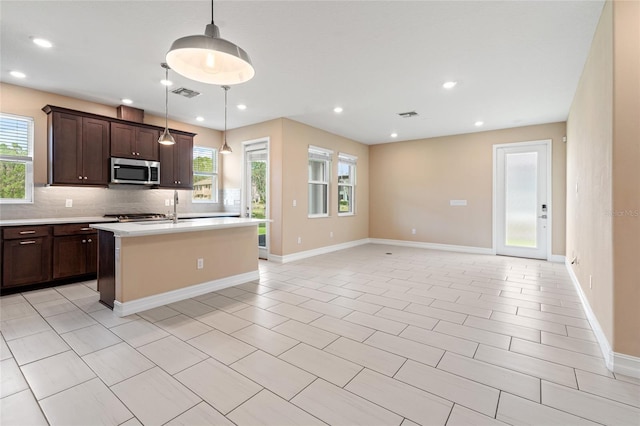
[10,71,26,79]
[160,79,173,86]
[196,116,205,122]
[333,107,343,113]
[475,121,484,127]
[390,132,398,138]
[443,81,457,89]
[121,98,133,105]
[237,104,247,110]
[32,38,53,48]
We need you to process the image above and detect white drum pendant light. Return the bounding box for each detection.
[158,63,176,145]
[166,0,254,85]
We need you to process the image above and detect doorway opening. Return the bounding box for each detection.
[243,139,269,259]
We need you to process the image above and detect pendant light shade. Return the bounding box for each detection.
[166,1,254,85]
[220,85,232,155]
[158,63,176,145]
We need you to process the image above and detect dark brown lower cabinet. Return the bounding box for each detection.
[1,223,98,292]
[2,235,51,287]
[52,234,97,279]
[97,230,115,308]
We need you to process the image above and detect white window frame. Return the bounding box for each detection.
[192,145,219,203]
[338,152,357,216]
[0,113,34,204]
[308,145,332,218]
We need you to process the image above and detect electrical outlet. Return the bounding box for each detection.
[170,199,175,206]
[297,237,302,244]
[65,199,73,208]
[411,228,416,235]
[165,199,170,206]
[197,258,204,269]
[330,231,333,238]
[293,199,297,207]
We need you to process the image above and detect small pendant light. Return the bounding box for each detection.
[166,0,254,86]
[220,85,232,155]
[158,63,176,145]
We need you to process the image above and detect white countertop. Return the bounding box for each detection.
[0,216,118,227]
[90,217,267,237]
[0,212,239,227]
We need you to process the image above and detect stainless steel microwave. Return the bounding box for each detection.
[110,157,160,185]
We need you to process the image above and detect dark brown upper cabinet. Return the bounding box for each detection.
[110,122,159,161]
[43,105,195,189]
[159,133,193,189]
[44,107,110,186]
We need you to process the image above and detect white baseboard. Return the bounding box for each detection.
[369,238,494,255]
[564,259,640,378]
[613,352,640,379]
[113,270,259,317]
[548,254,566,263]
[270,239,370,264]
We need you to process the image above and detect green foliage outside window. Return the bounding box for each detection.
[0,160,26,199]
[1,114,33,202]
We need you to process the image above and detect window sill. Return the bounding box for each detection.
[338,212,355,217]
[308,214,330,219]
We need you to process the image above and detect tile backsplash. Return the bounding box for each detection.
[0,185,241,220]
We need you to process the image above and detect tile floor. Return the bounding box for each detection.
[1,244,639,425]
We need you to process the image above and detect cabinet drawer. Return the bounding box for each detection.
[3,226,51,240]
[53,224,96,236]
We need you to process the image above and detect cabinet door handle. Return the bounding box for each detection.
[84,176,88,180]
[20,240,36,245]
[19,230,36,235]
[80,227,92,231]
[78,176,83,180]
[82,240,87,243]
[87,239,92,243]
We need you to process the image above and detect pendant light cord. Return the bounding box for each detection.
[223,85,229,141]
[211,0,214,24]
[164,66,169,130]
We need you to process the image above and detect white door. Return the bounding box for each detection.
[243,140,269,260]
[495,140,550,259]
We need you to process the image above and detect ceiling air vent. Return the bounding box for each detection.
[398,111,418,118]
[171,87,201,99]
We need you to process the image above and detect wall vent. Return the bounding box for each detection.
[398,111,418,118]
[172,87,201,99]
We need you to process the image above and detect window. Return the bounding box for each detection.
[308,145,332,217]
[338,153,357,215]
[192,146,218,202]
[0,113,34,203]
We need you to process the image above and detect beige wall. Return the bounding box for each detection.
[226,119,284,255]
[280,119,370,255]
[612,0,640,357]
[0,83,222,184]
[566,1,614,345]
[370,123,567,254]
[225,118,370,258]
[118,227,257,302]
[567,0,640,358]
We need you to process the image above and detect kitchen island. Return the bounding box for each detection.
[91,217,266,317]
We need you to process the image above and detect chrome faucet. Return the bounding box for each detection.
[172,190,179,223]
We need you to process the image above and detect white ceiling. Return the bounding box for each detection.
[1,1,604,145]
